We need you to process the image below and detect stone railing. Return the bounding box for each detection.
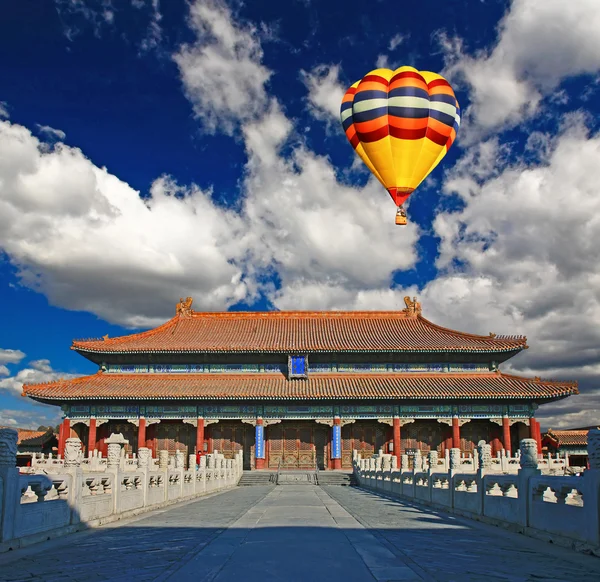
[0,431,243,552]
[353,431,600,553]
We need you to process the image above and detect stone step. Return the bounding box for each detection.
[317,472,356,486]
[237,471,276,486]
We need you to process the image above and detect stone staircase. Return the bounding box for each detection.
[237,471,276,486]
[316,471,356,486]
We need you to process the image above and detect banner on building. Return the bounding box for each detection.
[255,425,265,459]
[332,424,341,459]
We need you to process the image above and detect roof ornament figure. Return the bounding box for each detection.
[403,296,422,317]
[176,296,194,318]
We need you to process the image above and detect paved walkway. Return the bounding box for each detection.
[1,485,600,581]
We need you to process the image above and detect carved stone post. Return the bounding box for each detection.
[175,450,184,469]
[137,447,151,469]
[64,438,83,467]
[107,444,121,468]
[427,450,438,473]
[158,450,169,470]
[588,429,600,470]
[189,454,196,470]
[519,439,539,469]
[0,428,18,467]
[477,440,492,475]
[401,454,409,471]
[449,448,461,472]
[0,429,19,542]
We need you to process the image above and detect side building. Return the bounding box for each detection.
[23,298,577,470]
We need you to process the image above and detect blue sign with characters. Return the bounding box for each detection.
[332,424,341,459]
[255,425,265,459]
[290,355,306,376]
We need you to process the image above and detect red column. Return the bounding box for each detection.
[196,417,204,455]
[535,420,542,454]
[393,417,401,467]
[452,416,460,449]
[137,417,146,451]
[502,416,511,455]
[255,418,265,470]
[332,417,342,470]
[88,417,97,453]
[58,418,70,458]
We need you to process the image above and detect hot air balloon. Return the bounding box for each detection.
[340,66,460,225]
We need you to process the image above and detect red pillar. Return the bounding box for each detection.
[137,417,146,451]
[332,417,342,470]
[88,417,97,453]
[529,418,542,454]
[255,418,265,470]
[58,418,70,458]
[393,417,401,467]
[502,416,511,455]
[196,417,205,455]
[452,416,461,449]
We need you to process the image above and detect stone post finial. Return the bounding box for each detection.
[519,438,539,469]
[0,428,18,467]
[64,437,83,467]
[476,440,492,470]
[587,429,600,470]
[137,447,151,468]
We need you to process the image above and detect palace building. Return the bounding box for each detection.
[23,297,578,470]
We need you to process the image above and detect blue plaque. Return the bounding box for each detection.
[332,424,341,459]
[255,425,265,459]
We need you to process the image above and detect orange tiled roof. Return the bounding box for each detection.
[71,311,527,354]
[23,371,577,401]
[0,428,54,446]
[544,429,590,447]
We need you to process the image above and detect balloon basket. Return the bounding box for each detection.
[395,208,407,226]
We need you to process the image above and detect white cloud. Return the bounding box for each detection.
[0,120,248,327]
[301,64,346,125]
[442,0,600,136]
[0,406,62,430]
[36,124,66,141]
[137,0,163,53]
[55,0,115,41]
[0,366,10,377]
[0,348,26,366]
[388,33,408,51]
[173,0,272,134]
[0,101,8,119]
[0,359,79,395]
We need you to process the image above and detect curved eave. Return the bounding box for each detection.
[72,346,526,355]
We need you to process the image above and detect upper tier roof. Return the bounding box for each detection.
[71,308,528,355]
[543,429,591,447]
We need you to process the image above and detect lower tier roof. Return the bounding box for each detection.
[23,372,578,402]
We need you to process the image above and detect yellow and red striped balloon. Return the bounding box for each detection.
[340,66,460,208]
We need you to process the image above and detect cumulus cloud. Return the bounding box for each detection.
[173,0,272,134]
[0,348,26,365]
[441,0,600,137]
[0,358,79,395]
[301,64,346,125]
[0,120,248,327]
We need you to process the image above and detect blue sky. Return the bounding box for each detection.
[1,0,600,431]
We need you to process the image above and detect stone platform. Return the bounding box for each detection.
[1,485,600,581]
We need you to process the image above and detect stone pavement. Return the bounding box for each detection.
[2,485,600,582]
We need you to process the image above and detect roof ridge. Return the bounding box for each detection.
[189,310,413,319]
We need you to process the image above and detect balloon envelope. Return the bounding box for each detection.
[341,66,460,207]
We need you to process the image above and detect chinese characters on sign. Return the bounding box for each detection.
[255,425,264,459]
[332,424,341,459]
